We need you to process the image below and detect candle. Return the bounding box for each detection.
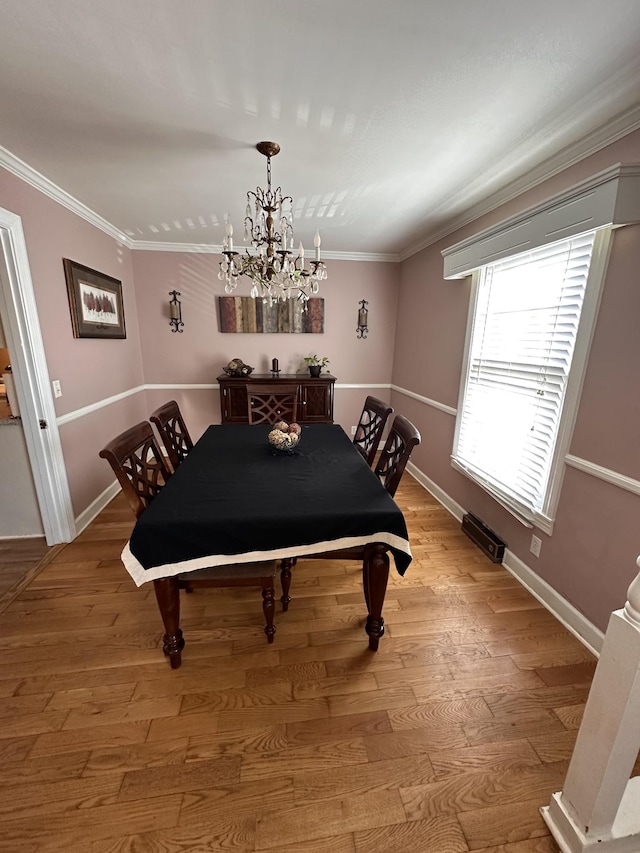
[359,308,368,327]
[272,358,279,372]
[226,222,234,251]
[170,302,180,320]
[314,230,321,261]
[298,241,304,269]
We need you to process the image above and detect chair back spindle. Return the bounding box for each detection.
[374,414,421,497]
[353,395,394,466]
[150,400,194,471]
[99,422,171,519]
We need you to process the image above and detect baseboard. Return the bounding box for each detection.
[0,533,45,540]
[502,549,604,657]
[406,461,466,522]
[406,461,604,658]
[75,480,121,536]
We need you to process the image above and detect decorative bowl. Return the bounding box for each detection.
[222,363,254,377]
[268,422,301,454]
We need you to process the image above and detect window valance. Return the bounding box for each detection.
[442,164,640,279]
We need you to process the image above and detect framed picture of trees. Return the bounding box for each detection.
[63,259,126,339]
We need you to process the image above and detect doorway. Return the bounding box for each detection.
[0,206,76,544]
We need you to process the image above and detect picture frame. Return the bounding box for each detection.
[63,259,126,339]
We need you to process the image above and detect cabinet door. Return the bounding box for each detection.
[300,381,331,423]
[221,384,248,423]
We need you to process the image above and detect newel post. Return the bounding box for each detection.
[542,556,640,852]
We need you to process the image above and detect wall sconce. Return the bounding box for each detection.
[357,299,369,339]
[169,290,184,333]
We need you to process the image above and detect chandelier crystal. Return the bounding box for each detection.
[218,141,327,305]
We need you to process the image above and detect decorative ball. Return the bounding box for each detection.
[268,427,300,452]
[274,420,289,432]
[288,422,302,436]
[268,429,288,450]
[223,357,254,377]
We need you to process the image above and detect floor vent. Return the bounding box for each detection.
[461,512,506,563]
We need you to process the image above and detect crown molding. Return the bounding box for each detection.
[0,145,133,248]
[130,240,398,263]
[4,98,639,269]
[400,102,640,262]
[0,146,398,263]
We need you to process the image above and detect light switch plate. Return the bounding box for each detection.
[52,379,62,398]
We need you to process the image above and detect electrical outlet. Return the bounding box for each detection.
[351,425,357,436]
[530,534,542,558]
[52,379,62,398]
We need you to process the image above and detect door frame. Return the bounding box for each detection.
[0,206,76,543]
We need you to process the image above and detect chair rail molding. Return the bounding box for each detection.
[55,384,214,426]
[391,383,457,417]
[56,382,393,426]
[565,454,640,499]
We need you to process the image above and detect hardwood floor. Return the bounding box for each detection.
[0,536,55,611]
[0,476,599,852]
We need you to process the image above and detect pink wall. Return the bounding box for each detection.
[131,252,399,441]
[393,130,640,631]
[0,169,148,517]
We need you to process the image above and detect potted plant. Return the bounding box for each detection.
[304,354,330,377]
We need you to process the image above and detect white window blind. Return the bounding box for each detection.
[453,231,596,517]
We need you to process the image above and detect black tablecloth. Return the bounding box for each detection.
[122,424,412,586]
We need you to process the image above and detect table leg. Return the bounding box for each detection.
[153,577,184,669]
[363,543,389,651]
[280,558,294,612]
[262,582,276,643]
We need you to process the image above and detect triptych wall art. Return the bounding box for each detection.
[218,297,324,334]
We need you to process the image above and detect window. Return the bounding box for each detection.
[452,229,608,531]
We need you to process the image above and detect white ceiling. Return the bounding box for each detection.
[1,0,640,259]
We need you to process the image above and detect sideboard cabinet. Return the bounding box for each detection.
[218,373,336,424]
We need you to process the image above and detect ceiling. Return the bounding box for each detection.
[1,0,640,260]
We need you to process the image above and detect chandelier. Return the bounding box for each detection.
[218,141,327,305]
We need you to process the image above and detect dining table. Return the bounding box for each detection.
[121,423,412,667]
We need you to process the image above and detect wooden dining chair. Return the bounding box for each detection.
[373,414,421,497]
[99,422,277,645]
[247,383,299,424]
[150,400,194,471]
[353,395,394,467]
[99,421,171,519]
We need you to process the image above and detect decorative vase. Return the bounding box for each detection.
[309,365,321,377]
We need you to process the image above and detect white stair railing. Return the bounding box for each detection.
[542,556,640,852]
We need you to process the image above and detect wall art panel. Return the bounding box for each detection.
[218,296,324,333]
